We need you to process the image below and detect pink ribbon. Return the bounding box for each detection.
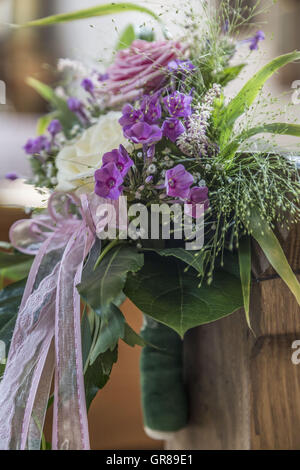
[0,192,109,450]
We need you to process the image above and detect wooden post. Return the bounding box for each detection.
[166,224,300,450]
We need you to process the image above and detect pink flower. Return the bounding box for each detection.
[101,40,185,106]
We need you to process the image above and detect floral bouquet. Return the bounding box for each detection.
[0,1,300,450]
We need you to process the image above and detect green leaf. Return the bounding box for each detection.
[0,251,33,283]
[217,63,246,87]
[116,24,136,50]
[143,247,207,276]
[0,280,26,354]
[122,322,146,348]
[26,77,79,136]
[81,307,93,368]
[219,51,300,145]
[246,209,300,305]
[222,122,300,159]
[238,236,252,328]
[90,304,125,364]
[124,254,243,337]
[78,244,144,316]
[17,3,162,28]
[84,346,118,410]
[0,362,5,379]
[36,113,57,136]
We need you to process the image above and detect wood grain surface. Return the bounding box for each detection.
[167,222,300,450]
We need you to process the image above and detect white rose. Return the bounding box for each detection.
[56,111,129,193]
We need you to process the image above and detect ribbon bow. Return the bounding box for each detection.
[0,192,109,450]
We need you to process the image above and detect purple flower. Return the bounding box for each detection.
[124,121,162,145]
[94,162,123,200]
[102,145,133,177]
[145,175,153,183]
[98,73,109,82]
[67,97,88,124]
[81,78,95,94]
[168,60,196,75]
[185,186,209,218]
[119,104,143,130]
[162,118,185,142]
[146,144,156,159]
[165,164,194,199]
[222,19,229,34]
[163,91,193,118]
[5,172,19,181]
[67,97,83,112]
[140,94,162,124]
[47,119,62,137]
[23,136,50,155]
[242,30,265,51]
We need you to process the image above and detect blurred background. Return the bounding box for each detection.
[0,0,300,450]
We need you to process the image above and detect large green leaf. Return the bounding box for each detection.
[238,236,252,328]
[26,78,79,136]
[81,305,119,409]
[90,304,125,364]
[16,3,162,28]
[122,322,146,348]
[0,251,32,283]
[0,280,26,355]
[84,346,118,410]
[219,51,300,145]
[246,209,300,305]
[116,24,136,50]
[78,244,144,316]
[222,122,300,159]
[124,254,243,337]
[143,247,207,276]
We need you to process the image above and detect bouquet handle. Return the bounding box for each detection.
[140,315,188,440]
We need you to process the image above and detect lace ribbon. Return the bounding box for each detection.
[0,192,113,450]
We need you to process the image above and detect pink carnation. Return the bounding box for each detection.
[101,40,185,106]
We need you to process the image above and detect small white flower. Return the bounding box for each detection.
[147,164,157,174]
[56,111,129,193]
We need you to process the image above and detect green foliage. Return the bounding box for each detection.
[85,346,118,410]
[116,24,136,50]
[216,63,246,87]
[238,236,252,328]
[0,251,32,284]
[89,304,125,364]
[222,123,300,159]
[218,51,300,146]
[124,254,243,337]
[78,242,144,316]
[143,247,207,276]
[26,78,79,136]
[36,113,57,136]
[123,322,146,348]
[81,307,118,409]
[17,3,162,29]
[0,280,26,354]
[245,209,300,305]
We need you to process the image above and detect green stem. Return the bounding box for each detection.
[93,238,121,270]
